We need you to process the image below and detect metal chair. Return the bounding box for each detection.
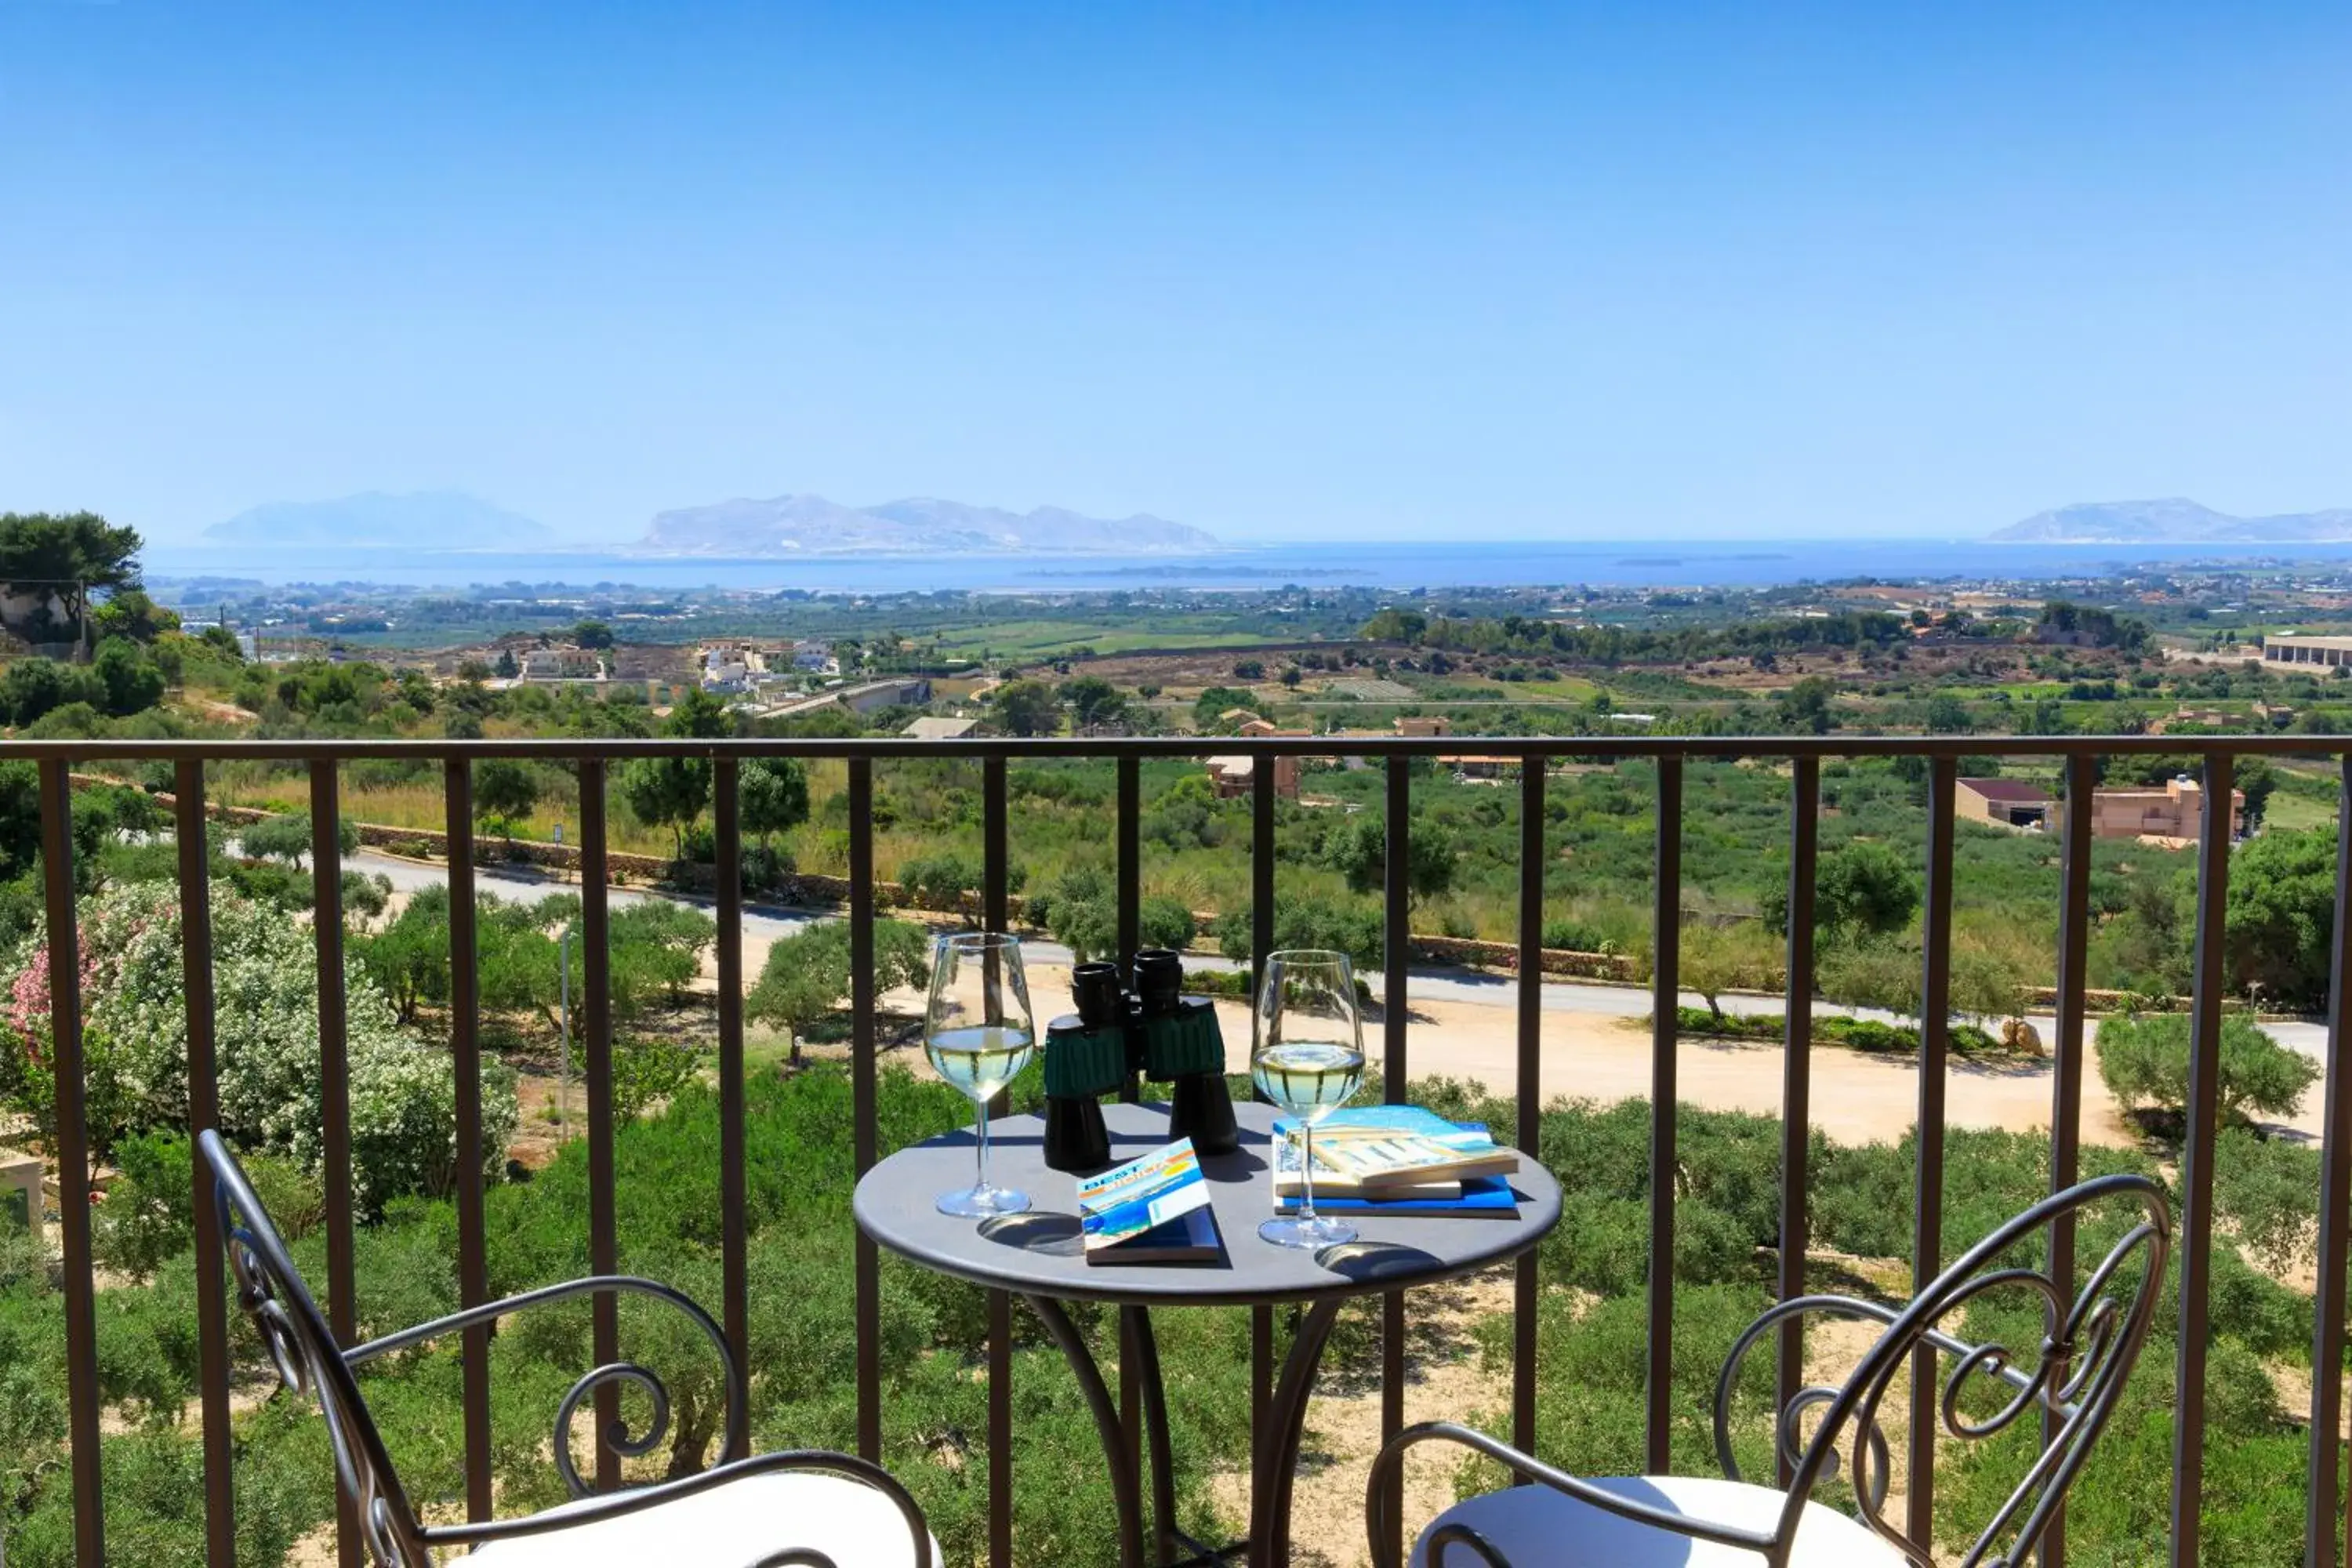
[198,1128,937,1568]
[1368,1172,2169,1568]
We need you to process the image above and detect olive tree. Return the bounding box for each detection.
[747,918,930,1065]
[2096,1012,2318,1129]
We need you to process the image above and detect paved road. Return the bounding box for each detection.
[339,847,2332,1058]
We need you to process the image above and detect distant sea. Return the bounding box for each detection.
[141,539,2352,595]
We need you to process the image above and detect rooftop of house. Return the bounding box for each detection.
[1957,776,2055,804]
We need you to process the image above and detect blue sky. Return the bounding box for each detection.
[3,2,2347,546]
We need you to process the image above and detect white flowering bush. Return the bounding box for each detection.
[1,880,517,1212]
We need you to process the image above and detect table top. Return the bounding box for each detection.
[853,1100,1562,1308]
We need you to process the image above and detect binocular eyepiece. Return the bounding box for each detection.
[1132,949,1185,1015]
[1072,961,1124,1028]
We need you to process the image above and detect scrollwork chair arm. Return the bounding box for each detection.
[416,1448,933,1568]
[343,1273,748,1474]
[1365,1421,1780,1568]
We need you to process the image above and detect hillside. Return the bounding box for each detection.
[205,492,554,549]
[1991,498,2352,543]
[639,493,1218,556]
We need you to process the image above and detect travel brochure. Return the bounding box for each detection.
[1076,1137,1221,1264]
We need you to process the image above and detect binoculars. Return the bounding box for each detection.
[1041,948,1241,1171]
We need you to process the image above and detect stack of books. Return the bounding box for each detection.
[1271,1105,1520,1218]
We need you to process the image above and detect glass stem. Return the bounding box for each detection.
[1298,1120,1317,1224]
[976,1098,992,1196]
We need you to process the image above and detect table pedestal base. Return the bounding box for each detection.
[1019,1295,1343,1568]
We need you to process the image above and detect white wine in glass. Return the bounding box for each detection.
[925,932,1038,1218]
[1253,949,1366,1249]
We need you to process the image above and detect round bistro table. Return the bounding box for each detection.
[853,1100,1562,1567]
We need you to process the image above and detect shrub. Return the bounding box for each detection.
[741,842,794,894]
[0,880,517,1211]
[613,1034,700,1121]
[1034,866,1116,963]
[1210,896,1383,970]
[2212,1125,2320,1273]
[2096,1012,2319,1127]
[94,1131,324,1281]
[1540,916,1610,954]
[898,852,979,907]
[1138,896,1197,953]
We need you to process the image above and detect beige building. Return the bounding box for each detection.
[1394,715,1452,737]
[2089,775,2243,841]
[1205,754,1301,800]
[2263,634,2352,668]
[1954,776,2056,831]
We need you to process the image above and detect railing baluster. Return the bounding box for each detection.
[1114,753,1147,1545]
[578,757,620,1492]
[1775,756,1818,1488]
[850,757,882,1462]
[1907,754,1958,1547]
[2310,753,2352,1568]
[38,760,103,1568]
[2170,751,2233,1568]
[2042,751,2095,1568]
[1645,753,1682,1473]
[308,759,359,1568]
[1378,756,1410,1555]
[1117,754,1141,1004]
[713,757,750,1460]
[442,758,494,1519]
[1251,754,1277,1509]
[175,761,236,1568]
[1514,757,1544,1463]
[982,754,1014,1568]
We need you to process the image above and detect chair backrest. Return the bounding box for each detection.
[199,1130,430,1567]
[1715,1172,2170,1568]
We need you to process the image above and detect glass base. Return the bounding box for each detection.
[937,1183,1031,1218]
[1259,1214,1357,1250]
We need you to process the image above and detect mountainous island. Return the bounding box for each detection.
[637,494,1218,556]
[1990,498,2352,543]
[205,492,554,550]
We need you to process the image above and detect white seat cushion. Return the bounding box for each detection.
[466,1469,940,1568]
[1411,1474,1902,1568]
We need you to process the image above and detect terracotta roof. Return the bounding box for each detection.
[1957,777,2054,804]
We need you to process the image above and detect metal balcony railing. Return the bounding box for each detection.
[4,733,2350,1568]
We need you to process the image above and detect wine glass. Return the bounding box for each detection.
[1252,949,1366,1249]
[925,931,1039,1218]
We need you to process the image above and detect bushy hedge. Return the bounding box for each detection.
[0,880,517,1212]
[1662,1004,2005,1056]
